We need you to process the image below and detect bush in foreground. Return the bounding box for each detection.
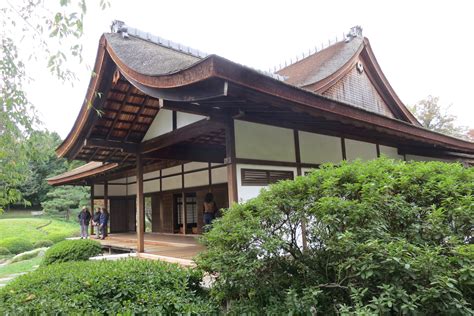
[198,158,474,314]
[0,259,217,314]
[0,238,33,254]
[0,247,11,256]
[42,239,102,266]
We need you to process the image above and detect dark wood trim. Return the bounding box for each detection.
[103,181,108,211]
[208,162,212,189]
[294,130,302,177]
[90,184,95,235]
[376,144,381,158]
[159,169,162,193]
[181,164,186,235]
[124,95,150,141]
[140,118,224,154]
[235,158,319,169]
[136,154,145,252]
[341,138,347,160]
[172,111,177,130]
[225,117,238,204]
[85,138,138,154]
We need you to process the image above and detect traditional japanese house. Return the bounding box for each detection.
[48,23,474,254]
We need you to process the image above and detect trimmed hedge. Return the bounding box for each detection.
[0,238,33,254]
[0,259,218,314]
[42,239,102,266]
[33,240,53,248]
[198,158,474,314]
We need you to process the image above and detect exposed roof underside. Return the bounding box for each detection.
[50,29,474,186]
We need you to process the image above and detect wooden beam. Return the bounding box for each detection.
[225,117,238,204]
[181,164,186,235]
[124,95,150,141]
[140,118,225,154]
[106,85,133,140]
[90,184,95,235]
[293,129,307,251]
[136,154,145,252]
[85,138,138,154]
[144,144,225,163]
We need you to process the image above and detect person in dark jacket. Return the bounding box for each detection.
[92,207,101,239]
[78,207,92,239]
[99,208,109,240]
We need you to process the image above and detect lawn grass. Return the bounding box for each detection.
[0,256,43,279]
[0,218,79,244]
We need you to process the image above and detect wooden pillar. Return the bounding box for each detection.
[90,184,95,235]
[225,117,238,204]
[294,130,308,251]
[103,181,108,236]
[181,164,186,235]
[136,154,145,253]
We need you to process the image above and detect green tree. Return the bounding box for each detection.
[20,130,67,207]
[409,95,468,138]
[41,186,89,220]
[198,158,474,314]
[0,0,109,212]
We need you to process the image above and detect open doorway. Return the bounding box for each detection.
[174,193,198,234]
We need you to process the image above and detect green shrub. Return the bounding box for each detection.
[42,239,102,266]
[198,158,474,314]
[0,247,11,256]
[0,238,33,254]
[33,240,53,248]
[0,259,217,314]
[10,248,46,263]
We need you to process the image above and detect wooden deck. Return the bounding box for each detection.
[93,233,205,262]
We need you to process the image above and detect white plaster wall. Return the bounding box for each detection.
[108,185,127,196]
[236,164,297,202]
[162,165,182,176]
[184,162,208,172]
[299,131,343,164]
[379,145,404,160]
[94,185,104,196]
[345,139,377,161]
[211,166,227,184]
[142,109,173,141]
[127,176,136,183]
[109,178,127,184]
[144,170,160,180]
[405,154,449,162]
[177,112,205,129]
[184,170,209,188]
[127,183,137,196]
[235,120,296,162]
[162,175,182,191]
[144,179,160,194]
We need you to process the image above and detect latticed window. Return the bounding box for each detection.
[241,169,294,186]
[176,193,197,225]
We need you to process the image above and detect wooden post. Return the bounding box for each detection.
[136,154,145,252]
[181,164,186,235]
[294,130,308,251]
[90,184,95,235]
[103,181,108,237]
[225,117,238,204]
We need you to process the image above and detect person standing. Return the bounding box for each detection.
[99,208,109,240]
[92,207,101,239]
[202,193,217,230]
[78,207,91,239]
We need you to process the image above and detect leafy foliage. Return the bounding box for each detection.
[42,239,102,266]
[409,95,468,138]
[41,185,89,218]
[0,259,218,314]
[10,248,46,264]
[198,158,474,314]
[0,238,33,255]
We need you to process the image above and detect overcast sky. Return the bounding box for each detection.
[25,0,474,139]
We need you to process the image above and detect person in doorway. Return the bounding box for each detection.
[203,192,217,230]
[92,207,101,239]
[78,207,91,239]
[99,208,109,240]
